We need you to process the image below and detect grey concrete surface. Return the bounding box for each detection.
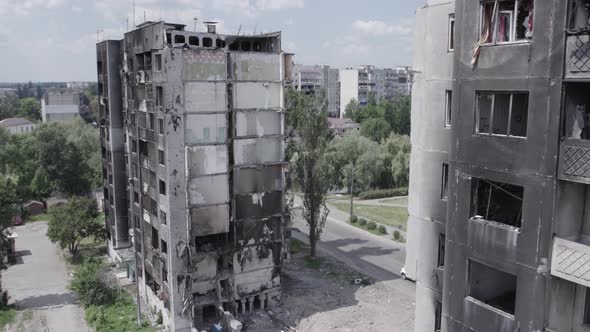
[3,221,89,332]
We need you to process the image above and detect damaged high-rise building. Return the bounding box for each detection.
[406,0,590,331]
[96,21,290,331]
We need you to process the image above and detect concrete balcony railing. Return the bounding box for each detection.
[558,138,590,184]
[551,237,590,288]
[566,32,590,79]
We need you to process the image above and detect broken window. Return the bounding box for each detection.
[150,198,158,216]
[203,37,213,47]
[468,259,517,315]
[476,91,528,137]
[216,39,225,48]
[158,149,165,165]
[148,113,155,130]
[144,52,152,70]
[189,36,199,46]
[134,216,140,229]
[479,0,534,44]
[441,163,449,200]
[134,191,139,204]
[151,226,159,249]
[161,239,167,254]
[568,0,590,30]
[138,140,149,157]
[159,180,166,196]
[156,86,163,107]
[155,54,162,71]
[160,210,167,225]
[448,14,455,51]
[564,83,590,139]
[438,234,445,267]
[471,177,524,228]
[174,34,185,44]
[435,300,442,332]
[584,288,590,324]
[445,90,452,127]
[158,118,164,135]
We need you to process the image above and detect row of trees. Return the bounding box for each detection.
[345,95,411,141]
[0,97,41,122]
[287,90,411,256]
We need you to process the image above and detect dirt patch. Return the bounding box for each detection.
[243,242,415,332]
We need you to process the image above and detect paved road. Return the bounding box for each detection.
[291,198,408,282]
[3,222,89,332]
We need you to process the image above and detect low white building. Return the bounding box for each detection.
[0,117,37,134]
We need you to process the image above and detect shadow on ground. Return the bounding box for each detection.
[14,292,79,310]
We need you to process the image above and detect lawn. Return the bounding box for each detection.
[28,213,51,222]
[0,308,16,328]
[330,202,408,231]
[379,196,409,205]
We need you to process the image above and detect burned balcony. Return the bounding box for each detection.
[551,237,590,287]
[566,0,590,78]
[559,83,590,184]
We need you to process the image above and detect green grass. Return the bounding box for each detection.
[0,308,17,328]
[290,238,306,254]
[85,293,155,332]
[379,196,409,205]
[349,220,387,236]
[28,213,51,222]
[303,256,325,270]
[331,202,408,230]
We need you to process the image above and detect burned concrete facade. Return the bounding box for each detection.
[406,0,590,331]
[97,21,289,331]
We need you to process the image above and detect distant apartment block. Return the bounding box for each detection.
[41,90,81,123]
[339,65,413,118]
[0,117,37,134]
[292,64,340,117]
[97,21,289,331]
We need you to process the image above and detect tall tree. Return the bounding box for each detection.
[0,176,16,306]
[287,91,333,257]
[17,98,41,121]
[36,85,43,100]
[360,117,392,142]
[381,133,411,187]
[391,96,411,136]
[47,196,104,257]
[343,99,359,120]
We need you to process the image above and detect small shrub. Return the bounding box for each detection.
[393,230,401,240]
[349,215,358,224]
[359,218,367,226]
[289,238,305,254]
[367,221,377,230]
[378,225,387,234]
[69,259,114,307]
[358,187,408,200]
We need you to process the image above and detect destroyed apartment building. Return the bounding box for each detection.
[96,21,291,331]
[406,0,590,331]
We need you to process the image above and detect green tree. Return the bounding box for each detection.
[31,168,55,211]
[0,96,19,120]
[17,98,41,121]
[36,85,43,100]
[328,132,383,215]
[360,117,392,142]
[381,133,411,187]
[391,96,411,136]
[47,196,104,257]
[287,91,333,257]
[343,99,359,120]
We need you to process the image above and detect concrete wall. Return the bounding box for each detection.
[339,69,358,118]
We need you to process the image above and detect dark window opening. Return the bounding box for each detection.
[158,149,165,165]
[216,39,225,48]
[133,191,139,204]
[584,288,590,324]
[564,83,590,139]
[241,41,251,51]
[166,33,171,44]
[569,0,590,30]
[97,61,103,75]
[148,113,155,130]
[160,210,167,225]
[468,259,517,315]
[145,271,160,294]
[449,15,455,51]
[161,239,167,254]
[194,233,227,249]
[203,37,213,47]
[435,300,442,332]
[158,118,164,135]
[438,234,445,267]
[150,198,158,216]
[135,53,145,71]
[202,305,218,327]
[220,279,230,298]
[174,34,185,44]
[138,140,149,157]
[441,163,449,200]
[445,90,452,127]
[229,42,239,51]
[471,178,523,228]
[156,86,163,107]
[189,36,199,46]
[155,54,162,71]
[151,226,159,249]
[144,52,152,70]
[253,296,262,310]
[476,91,528,137]
[162,266,168,282]
[253,41,261,51]
[134,216,140,229]
[159,180,166,196]
[131,139,137,153]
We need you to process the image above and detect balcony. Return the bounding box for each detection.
[551,237,590,287]
[566,32,590,80]
[558,139,590,184]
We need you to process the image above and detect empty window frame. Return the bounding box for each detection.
[160,210,167,225]
[158,118,164,135]
[471,177,524,228]
[159,180,166,196]
[158,149,165,165]
[467,259,517,315]
[564,83,590,139]
[445,90,452,127]
[475,91,528,137]
[189,36,199,46]
[155,54,162,71]
[174,34,185,44]
[448,14,455,51]
[438,234,446,267]
[216,39,226,48]
[435,300,442,331]
[148,113,155,130]
[584,288,590,324]
[441,163,449,200]
[133,191,139,204]
[479,0,534,44]
[569,0,590,30]
[161,239,168,254]
[151,226,159,249]
[156,86,163,107]
[203,37,213,47]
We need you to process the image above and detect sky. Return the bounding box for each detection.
[0,0,424,82]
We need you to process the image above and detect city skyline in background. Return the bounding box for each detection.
[0,0,422,82]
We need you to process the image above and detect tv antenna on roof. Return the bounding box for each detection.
[193,17,198,32]
[237,24,242,36]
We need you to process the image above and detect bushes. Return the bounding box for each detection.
[393,230,401,241]
[359,218,367,226]
[378,225,387,234]
[69,258,114,307]
[349,215,358,224]
[367,221,377,230]
[358,187,408,200]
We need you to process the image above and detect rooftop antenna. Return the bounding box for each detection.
[237,24,242,36]
[193,17,198,32]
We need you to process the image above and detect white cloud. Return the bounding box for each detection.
[352,19,412,36]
